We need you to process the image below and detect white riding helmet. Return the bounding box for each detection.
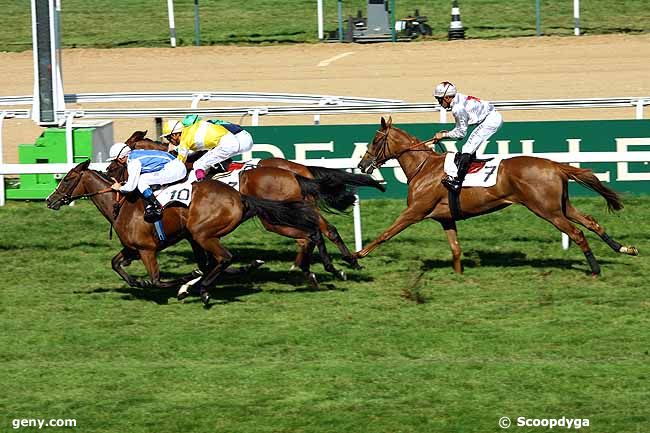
[433,81,457,99]
[160,119,184,138]
[107,142,132,161]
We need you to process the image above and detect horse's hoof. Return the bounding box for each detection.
[591,272,600,279]
[177,287,190,301]
[201,292,210,307]
[290,264,298,272]
[621,246,639,256]
[307,273,320,289]
[253,259,265,268]
[191,269,203,278]
[335,270,347,281]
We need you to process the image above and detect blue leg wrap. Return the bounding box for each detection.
[153,220,167,242]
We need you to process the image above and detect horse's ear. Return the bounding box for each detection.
[387,116,393,127]
[381,117,387,129]
[75,159,91,171]
[125,130,147,147]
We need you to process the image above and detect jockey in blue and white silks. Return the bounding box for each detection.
[108,143,186,223]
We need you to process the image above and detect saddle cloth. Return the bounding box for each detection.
[154,161,255,208]
[443,152,502,188]
[209,160,255,191]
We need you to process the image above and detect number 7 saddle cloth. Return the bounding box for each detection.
[443,152,503,188]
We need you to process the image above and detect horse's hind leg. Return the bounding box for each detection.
[537,210,601,276]
[566,203,639,256]
[312,231,347,282]
[320,215,361,270]
[193,238,233,306]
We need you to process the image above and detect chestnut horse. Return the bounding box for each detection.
[47,160,322,306]
[117,131,385,274]
[356,117,638,276]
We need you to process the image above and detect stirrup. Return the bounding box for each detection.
[442,175,461,193]
[144,204,162,223]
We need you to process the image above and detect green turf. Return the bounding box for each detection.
[0,195,648,432]
[2,0,649,52]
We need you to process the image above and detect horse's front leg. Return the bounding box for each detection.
[139,249,161,287]
[111,248,141,287]
[356,206,428,259]
[441,220,463,274]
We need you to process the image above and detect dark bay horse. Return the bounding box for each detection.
[118,131,385,275]
[47,160,322,305]
[356,117,638,276]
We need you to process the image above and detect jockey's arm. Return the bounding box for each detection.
[446,108,469,140]
[119,159,142,192]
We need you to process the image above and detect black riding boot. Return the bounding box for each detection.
[442,152,473,193]
[143,195,163,223]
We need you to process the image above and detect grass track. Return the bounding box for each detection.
[0,196,648,432]
[2,0,650,51]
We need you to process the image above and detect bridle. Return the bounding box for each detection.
[363,126,432,171]
[49,169,115,207]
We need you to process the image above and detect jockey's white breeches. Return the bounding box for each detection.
[193,130,254,171]
[137,159,187,194]
[461,110,503,155]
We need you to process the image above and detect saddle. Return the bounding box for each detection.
[453,153,494,174]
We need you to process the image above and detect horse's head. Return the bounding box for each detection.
[46,160,92,210]
[106,159,127,183]
[125,130,148,146]
[358,116,395,175]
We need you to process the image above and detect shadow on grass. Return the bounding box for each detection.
[420,250,616,272]
[79,263,364,305]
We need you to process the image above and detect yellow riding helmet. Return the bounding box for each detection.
[161,119,183,138]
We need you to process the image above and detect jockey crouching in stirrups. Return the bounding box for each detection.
[431,81,503,193]
[161,117,254,182]
[108,143,187,236]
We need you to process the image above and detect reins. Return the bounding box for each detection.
[68,187,114,201]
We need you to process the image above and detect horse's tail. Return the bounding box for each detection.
[558,164,624,212]
[307,166,386,192]
[240,195,319,232]
[294,174,357,213]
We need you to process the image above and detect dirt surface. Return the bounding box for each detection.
[1,34,649,163]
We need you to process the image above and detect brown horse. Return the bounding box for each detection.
[117,131,385,274]
[47,160,322,306]
[356,117,638,276]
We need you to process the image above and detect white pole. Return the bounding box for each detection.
[317,0,324,40]
[53,0,65,116]
[0,111,6,206]
[573,0,580,36]
[65,112,75,164]
[636,99,644,119]
[561,233,570,250]
[167,0,177,47]
[353,193,363,252]
[438,106,447,123]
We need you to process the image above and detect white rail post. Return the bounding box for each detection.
[562,233,570,250]
[438,106,447,123]
[636,99,644,119]
[353,193,363,252]
[167,0,177,47]
[573,0,580,36]
[317,0,324,40]
[65,112,75,164]
[0,111,6,206]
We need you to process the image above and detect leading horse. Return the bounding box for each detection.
[356,117,638,275]
[47,160,322,306]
